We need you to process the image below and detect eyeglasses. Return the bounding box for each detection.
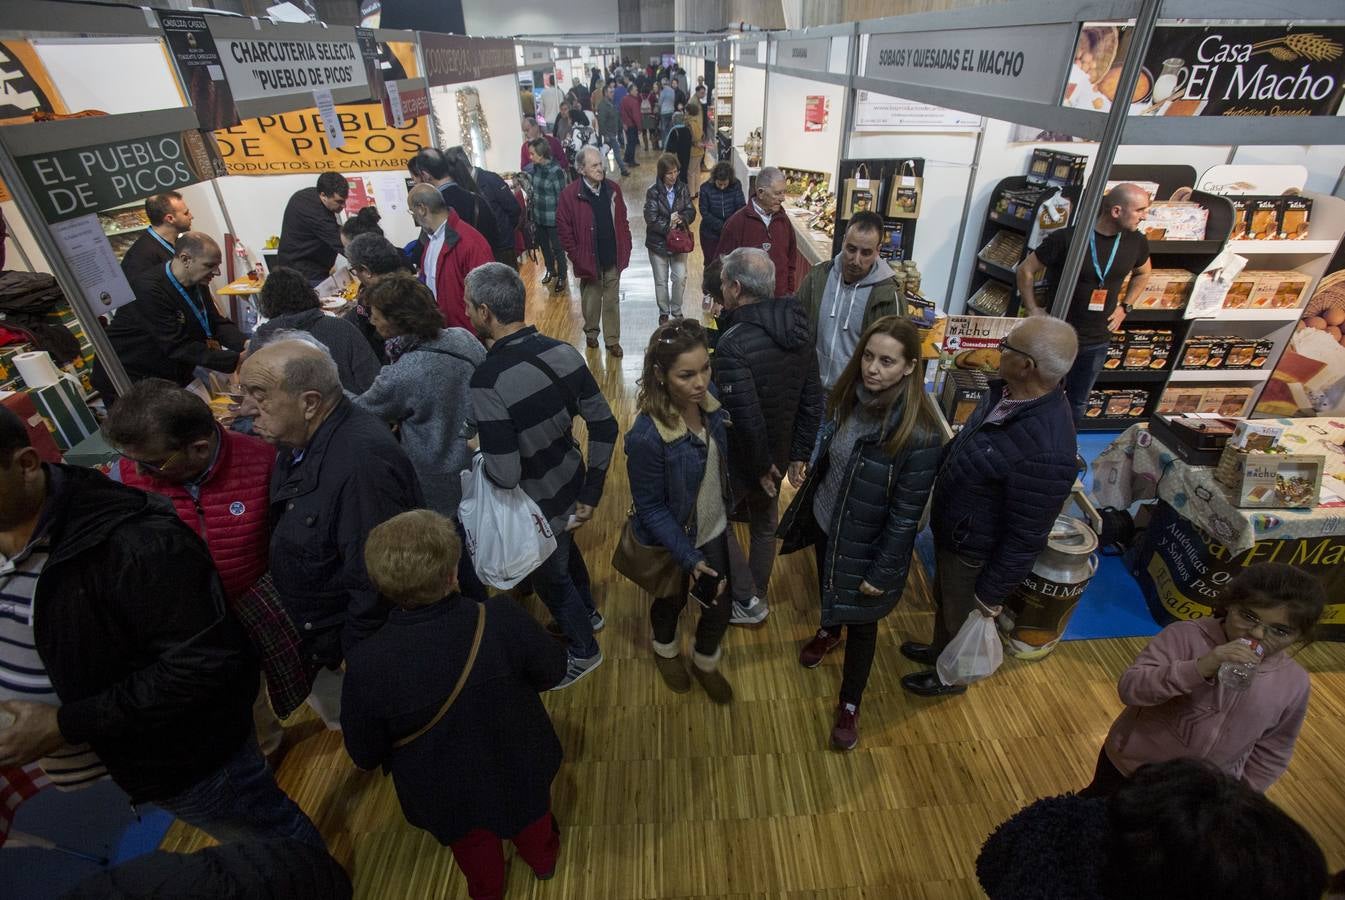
[1231,606,1297,642]
[998,336,1036,368]
[117,447,183,475]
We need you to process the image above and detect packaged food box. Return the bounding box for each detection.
[1084,390,1108,419]
[1247,197,1280,240]
[1228,420,1285,451]
[1204,337,1231,368]
[1219,450,1324,508]
[1140,202,1209,241]
[1156,386,1205,415]
[1131,269,1194,309]
[1229,197,1253,240]
[1251,338,1274,369]
[1150,329,1174,370]
[1279,195,1313,240]
[1221,275,1256,309]
[1197,386,1253,416]
[1180,337,1214,369]
[1245,270,1311,310]
[1104,332,1126,370]
[1225,338,1259,369]
[940,370,990,428]
[1122,329,1152,369]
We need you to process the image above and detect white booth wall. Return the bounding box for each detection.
[731,64,766,151]
[763,72,846,190]
[429,72,525,177]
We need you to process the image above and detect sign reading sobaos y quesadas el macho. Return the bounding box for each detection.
[1065,23,1345,117]
[213,103,429,175]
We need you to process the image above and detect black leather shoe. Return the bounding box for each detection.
[901,670,967,698]
[899,641,936,666]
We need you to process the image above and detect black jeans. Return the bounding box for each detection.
[650,531,733,657]
[814,523,881,706]
[1078,746,1129,798]
[624,126,640,164]
[535,223,567,281]
[1064,341,1110,425]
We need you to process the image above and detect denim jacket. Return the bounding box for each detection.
[624,392,732,572]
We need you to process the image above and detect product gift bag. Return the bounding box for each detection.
[886,160,923,220]
[935,610,1004,686]
[841,164,877,218]
[458,453,557,589]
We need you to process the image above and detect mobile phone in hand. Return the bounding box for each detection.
[690,571,720,607]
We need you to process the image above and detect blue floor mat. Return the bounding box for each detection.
[914,429,1161,643]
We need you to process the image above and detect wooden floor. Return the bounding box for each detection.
[163,152,1345,897]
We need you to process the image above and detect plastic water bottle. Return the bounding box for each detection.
[1217,638,1264,692]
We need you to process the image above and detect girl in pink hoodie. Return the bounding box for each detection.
[1083,563,1326,797]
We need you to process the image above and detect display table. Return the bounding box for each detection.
[1094,418,1345,639]
[1093,418,1345,555]
[783,205,833,268]
[216,278,263,297]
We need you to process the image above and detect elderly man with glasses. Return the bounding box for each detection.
[713,167,798,298]
[900,316,1081,697]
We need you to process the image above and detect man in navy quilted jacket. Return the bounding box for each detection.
[901,317,1079,697]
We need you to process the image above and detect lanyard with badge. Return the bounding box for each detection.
[1088,231,1120,313]
[165,262,221,351]
[148,229,175,255]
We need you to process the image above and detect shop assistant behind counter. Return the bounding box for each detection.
[276,173,350,285]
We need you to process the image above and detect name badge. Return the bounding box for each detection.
[1088,288,1108,313]
[762,242,772,252]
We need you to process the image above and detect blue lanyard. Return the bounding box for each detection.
[148,229,175,254]
[1090,230,1121,283]
[164,262,212,338]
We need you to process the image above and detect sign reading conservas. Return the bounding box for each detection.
[420,33,517,88]
[864,23,1078,105]
[213,103,429,175]
[210,21,368,102]
[16,130,225,222]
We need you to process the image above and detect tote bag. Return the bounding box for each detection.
[841,163,877,218]
[886,160,923,220]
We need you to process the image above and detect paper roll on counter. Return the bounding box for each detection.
[14,351,85,397]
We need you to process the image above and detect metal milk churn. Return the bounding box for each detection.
[1001,514,1099,660]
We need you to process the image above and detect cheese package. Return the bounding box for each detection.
[1131,269,1194,309]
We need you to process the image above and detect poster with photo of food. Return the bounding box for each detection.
[1257,245,1345,418]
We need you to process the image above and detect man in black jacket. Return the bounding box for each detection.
[120,191,193,282]
[276,173,348,285]
[101,232,247,395]
[901,316,1079,697]
[238,337,422,723]
[407,148,502,252]
[713,248,822,625]
[443,145,522,268]
[0,407,321,846]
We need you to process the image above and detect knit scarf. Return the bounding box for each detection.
[384,334,419,364]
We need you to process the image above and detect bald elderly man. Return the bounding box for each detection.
[238,337,422,722]
[100,231,247,396]
[1016,182,1152,424]
[901,316,1079,697]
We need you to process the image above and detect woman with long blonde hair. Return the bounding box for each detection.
[778,316,943,749]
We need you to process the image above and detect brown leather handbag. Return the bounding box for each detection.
[612,509,692,599]
[392,602,486,749]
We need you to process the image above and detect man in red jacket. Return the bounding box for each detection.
[715,167,799,297]
[104,378,315,760]
[619,80,642,170]
[556,146,633,357]
[408,183,494,335]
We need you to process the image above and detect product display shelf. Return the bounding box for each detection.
[1168,369,1272,383]
[1095,368,1169,384]
[99,200,150,263]
[1078,187,1236,432]
[829,158,924,263]
[966,176,1079,319]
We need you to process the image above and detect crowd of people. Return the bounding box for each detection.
[0,113,1336,897]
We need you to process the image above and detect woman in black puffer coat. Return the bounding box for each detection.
[778,316,942,751]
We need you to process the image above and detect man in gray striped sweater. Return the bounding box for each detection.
[466,263,618,689]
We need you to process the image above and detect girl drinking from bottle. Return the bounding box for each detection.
[1082,563,1326,797]
[623,320,735,704]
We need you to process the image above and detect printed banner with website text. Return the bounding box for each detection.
[213,102,429,175]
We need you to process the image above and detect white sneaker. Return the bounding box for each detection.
[549,649,604,690]
[730,596,770,626]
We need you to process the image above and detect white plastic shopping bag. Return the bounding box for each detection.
[935,610,1005,686]
[457,454,557,589]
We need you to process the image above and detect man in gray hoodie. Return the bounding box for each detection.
[796,211,907,395]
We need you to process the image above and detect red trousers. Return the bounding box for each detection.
[449,811,559,900]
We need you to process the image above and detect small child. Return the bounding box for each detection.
[1083,563,1326,797]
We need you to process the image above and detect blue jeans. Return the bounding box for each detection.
[154,737,324,849]
[1064,341,1110,424]
[533,530,600,658]
[659,113,673,144]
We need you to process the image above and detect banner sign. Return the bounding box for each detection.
[355,28,386,103]
[420,33,517,88]
[0,40,68,125]
[381,78,429,129]
[213,103,429,175]
[1135,501,1344,641]
[212,27,368,102]
[15,130,226,223]
[775,37,830,74]
[864,23,1078,105]
[157,12,242,131]
[1065,24,1345,117]
[521,44,552,68]
[854,90,982,131]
